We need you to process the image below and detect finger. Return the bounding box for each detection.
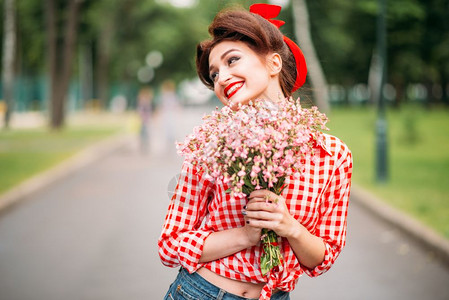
[243,209,267,224]
[245,218,277,230]
[249,189,270,199]
[247,194,266,202]
[244,210,275,221]
[247,195,285,211]
[246,198,271,207]
[247,195,273,205]
[249,191,281,204]
[245,201,276,212]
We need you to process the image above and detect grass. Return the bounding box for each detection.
[0,122,125,194]
[327,105,449,239]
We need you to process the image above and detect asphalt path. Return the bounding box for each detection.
[1,107,448,300]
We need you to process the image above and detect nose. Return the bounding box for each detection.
[217,68,232,86]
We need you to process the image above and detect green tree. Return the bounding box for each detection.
[5,0,447,118]
[45,0,83,129]
[306,0,448,107]
[292,0,330,113]
[419,0,449,106]
[82,0,228,108]
[2,0,16,129]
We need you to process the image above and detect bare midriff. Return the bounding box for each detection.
[196,267,266,299]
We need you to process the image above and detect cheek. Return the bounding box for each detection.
[247,73,269,89]
[213,85,220,96]
[214,86,226,103]
[245,64,269,85]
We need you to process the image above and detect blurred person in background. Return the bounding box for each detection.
[137,86,153,154]
[159,80,181,151]
[158,3,352,300]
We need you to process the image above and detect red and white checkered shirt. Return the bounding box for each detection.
[158,133,352,300]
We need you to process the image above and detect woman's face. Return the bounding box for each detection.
[208,40,283,109]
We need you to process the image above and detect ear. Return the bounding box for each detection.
[267,52,282,76]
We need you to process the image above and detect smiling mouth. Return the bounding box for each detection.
[224,81,244,99]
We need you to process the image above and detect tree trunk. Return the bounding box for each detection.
[96,19,115,109]
[291,0,330,113]
[2,0,16,129]
[441,70,449,106]
[95,0,126,109]
[368,50,380,106]
[45,0,58,127]
[79,45,94,108]
[45,0,82,129]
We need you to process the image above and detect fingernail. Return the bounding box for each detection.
[243,205,246,209]
[246,220,250,224]
[242,210,247,215]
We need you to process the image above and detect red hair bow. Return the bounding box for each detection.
[249,3,307,92]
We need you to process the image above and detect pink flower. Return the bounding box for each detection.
[176,97,328,198]
[250,165,261,178]
[237,169,246,177]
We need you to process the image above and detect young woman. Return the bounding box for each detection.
[158,4,352,300]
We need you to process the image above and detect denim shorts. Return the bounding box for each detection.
[164,268,290,300]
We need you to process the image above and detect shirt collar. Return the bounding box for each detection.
[314,133,333,156]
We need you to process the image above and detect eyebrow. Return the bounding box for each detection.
[209,49,240,72]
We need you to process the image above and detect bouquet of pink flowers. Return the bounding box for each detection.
[177,97,328,275]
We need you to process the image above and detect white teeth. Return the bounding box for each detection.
[226,82,243,98]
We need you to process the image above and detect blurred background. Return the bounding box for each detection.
[1,0,449,299]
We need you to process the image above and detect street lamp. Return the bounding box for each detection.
[376,0,388,182]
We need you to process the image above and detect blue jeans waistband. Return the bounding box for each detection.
[165,267,289,300]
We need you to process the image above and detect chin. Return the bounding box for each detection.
[229,97,250,107]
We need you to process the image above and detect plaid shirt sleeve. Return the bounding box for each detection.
[305,138,353,277]
[158,161,214,273]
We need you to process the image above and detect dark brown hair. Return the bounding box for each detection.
[196,7,297,97]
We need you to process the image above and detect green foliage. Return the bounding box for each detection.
[3,0,449,105]
[260,228,283,276]
[328,107,449,238]
[14,0,46,74]
[307,0,448,105]
[309,0,376,84]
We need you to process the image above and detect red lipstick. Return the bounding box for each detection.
[224,81,244,99]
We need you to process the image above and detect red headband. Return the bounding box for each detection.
[249,3,307,92]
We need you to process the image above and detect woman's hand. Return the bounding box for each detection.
[245,190,301,239]
[244,190,326,269]
[241,209,262,246]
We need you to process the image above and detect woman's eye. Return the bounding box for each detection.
[210,72,218,82]
[228,56,240,65]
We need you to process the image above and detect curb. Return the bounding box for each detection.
[0,132,133,214]
[351,185,449,267]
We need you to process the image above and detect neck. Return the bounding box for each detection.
[259,80,285,103]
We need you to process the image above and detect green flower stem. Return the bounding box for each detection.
[260,228,283,276]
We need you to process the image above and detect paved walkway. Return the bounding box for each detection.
[1,107,449,300]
